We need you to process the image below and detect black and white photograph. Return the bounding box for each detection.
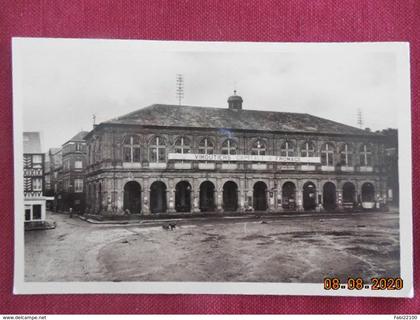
[12,38,412,296]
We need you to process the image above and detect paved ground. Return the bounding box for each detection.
[25,210,400,283]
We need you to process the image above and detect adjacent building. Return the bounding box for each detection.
[83,93,391,216]
[59,131,88,213]
[23,132,47,222]
[382,128,399,206]
[47,147,62,210]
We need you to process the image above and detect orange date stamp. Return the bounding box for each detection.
[324,277,404,290]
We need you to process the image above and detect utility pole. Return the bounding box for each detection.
[176,74,184,105]
[92,114,96,127]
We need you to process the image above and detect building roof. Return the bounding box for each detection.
[69,131,89,141]
[103,104,377,136]
[23,132,42,154]
[49,147,61,155]
[63,131,89,146]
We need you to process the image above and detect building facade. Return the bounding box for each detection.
[58,131,88,213]
[23,132,47,222]
[47,147,63,210]
[84,93,390,216]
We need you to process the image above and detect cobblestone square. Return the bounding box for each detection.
[25,211,400,283]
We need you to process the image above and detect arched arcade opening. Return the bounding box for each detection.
[199,181,215,212]
[253,181,268,211]
[175,181,192,212]
[303,181,317,211]
[322,182,337,211]
[123,181,142,214]
[342,182,356,208]
[223,181,238,212]
[150,181,167,214]
[282,182,296,210]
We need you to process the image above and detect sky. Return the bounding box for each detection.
[14,39,400,152]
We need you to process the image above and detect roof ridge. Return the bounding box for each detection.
[97,103,378,137]
[112,103,305,119]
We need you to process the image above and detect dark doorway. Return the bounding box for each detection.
[150,181,167,213]
[361,182,375,202]
[25,208,31,221]
[33,204,42,219]
[223,181,238,212]
[175,181,191,212]
[253,181,268,211]
[199,181,215,212]
[343,182,356,203]
[123,181,142,214]
[303,181,317,211]
[282,182,296,210]
[323,182,337,211]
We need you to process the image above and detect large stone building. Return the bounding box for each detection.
[84,93,391,216]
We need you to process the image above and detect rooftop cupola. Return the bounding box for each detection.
[227,90,243,110]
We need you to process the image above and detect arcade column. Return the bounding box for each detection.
[167,189,175,213]
[337,188,343,211]
[297,190,303,212]
[192,189,200,213]
[216,189,223,212]
[142,190,150,215]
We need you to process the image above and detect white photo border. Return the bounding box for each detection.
[12,38,413,297]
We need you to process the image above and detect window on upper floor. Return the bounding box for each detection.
[340,144,353,166]
[32,178,42,191]
[32,155,42,168]
[32,155,42,164]
[75,143,84,152]
[321,143,334,166]
[300,141,315,157]
[74,179,83,192]
[123,135,141,162]
[75,160,83,169]
[93,137,102,163]
[221,139,237,155]
[251,139,266,156]
[360,144,372,166]
[87,145,92,164]
[63,159,71,170]
[198,138,214,154]
[149,136,166,163]
[280,141,295,157]
[174,136,191,154]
